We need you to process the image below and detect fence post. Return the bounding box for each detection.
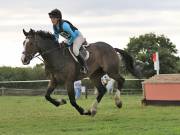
[1,87,5,96]
[85,89,88,99]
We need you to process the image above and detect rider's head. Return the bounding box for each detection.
[48,9,62,25]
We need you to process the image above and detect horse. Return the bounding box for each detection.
[21,29,141,116]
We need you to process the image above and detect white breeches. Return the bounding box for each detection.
[73,33,85,56]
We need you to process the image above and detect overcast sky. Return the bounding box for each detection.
[0,0,180,67]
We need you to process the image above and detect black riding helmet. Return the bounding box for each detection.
[48,9,62,19]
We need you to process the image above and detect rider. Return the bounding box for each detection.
[48,8,88,74]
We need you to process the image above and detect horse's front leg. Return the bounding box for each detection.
[45,79,66,107]
[66,81,91,115]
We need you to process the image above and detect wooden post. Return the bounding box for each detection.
[1,87,5,96]
[85,89,88,99]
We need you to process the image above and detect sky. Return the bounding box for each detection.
[0,0,180,67]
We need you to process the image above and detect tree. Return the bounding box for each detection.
[125,33,180,77]
[0,64,46,81]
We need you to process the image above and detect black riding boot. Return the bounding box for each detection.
[76,54,88,74]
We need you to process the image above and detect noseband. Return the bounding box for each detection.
[22,51,34,60]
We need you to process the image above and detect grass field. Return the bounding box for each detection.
[0,95,180,135]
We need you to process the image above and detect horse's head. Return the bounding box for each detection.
[21,29,39,65]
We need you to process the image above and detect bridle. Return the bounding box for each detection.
[23,35,61,63]
[33,47,60,62]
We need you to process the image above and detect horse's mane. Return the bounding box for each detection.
[35,30,59,47]
[36,30,56,41]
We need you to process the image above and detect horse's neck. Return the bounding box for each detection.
[39,40,57,53]
[38,40,69,71]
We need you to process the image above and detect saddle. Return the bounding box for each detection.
[79,40,90,60]
[68,40,90,62]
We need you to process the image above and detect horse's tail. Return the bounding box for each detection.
[114,48,140,78]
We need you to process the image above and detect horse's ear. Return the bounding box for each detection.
[29,28,35,35]
[23,29,28,36]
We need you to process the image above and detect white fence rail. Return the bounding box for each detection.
[0,79,146,96]
[0,80,50,84]
[0,78,146,84]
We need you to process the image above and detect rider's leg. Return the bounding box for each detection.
[76,53,88,73]
[73,33,84,56]
[73,33,88,73]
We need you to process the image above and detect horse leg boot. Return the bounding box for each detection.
[76,53,88,74]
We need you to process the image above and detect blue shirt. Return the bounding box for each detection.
[53,20,80,46]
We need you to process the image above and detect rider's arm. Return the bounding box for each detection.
[53,26,59,42]
[62,22,78,45]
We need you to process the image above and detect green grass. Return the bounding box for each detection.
[0,95,180,135]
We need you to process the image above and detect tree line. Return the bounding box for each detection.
[0,64,46,81]
[0,33,179,81]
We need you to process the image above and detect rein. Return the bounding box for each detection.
[33,46,61,62]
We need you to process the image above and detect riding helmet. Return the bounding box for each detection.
[48,9,62,19]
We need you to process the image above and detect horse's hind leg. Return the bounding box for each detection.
[90,73,107,116]
[108,73,125,108]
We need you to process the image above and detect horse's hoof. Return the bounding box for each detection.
[54,99,67,107]
[56,99,67,106]
[61,99,67,105]
[91,109,97,117]
[116,100,122,108]
[83,110,91,115]
[54,101,61,107]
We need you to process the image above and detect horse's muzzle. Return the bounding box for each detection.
[21,54,30,65]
